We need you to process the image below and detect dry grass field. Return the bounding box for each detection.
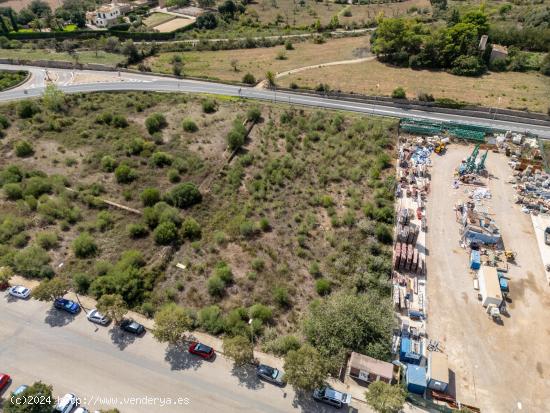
[248,0,431,27]
[143,12,176,28]
[141,35,370,81]
[153,17,195,32]
[281,59,550,112]
[0,0,62,11]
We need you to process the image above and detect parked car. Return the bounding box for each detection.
[55,393,78,413]
[256,364,285,386]
[188,342,215,359]
[87,309,110,326]
[12,384,28,396]
[545,226,550,245]
[120,319,145,335]
[0,279,9,291]
[313,387,352,409]
[0,373,11,391]
[54,298,80,315]
[8,285,30,299]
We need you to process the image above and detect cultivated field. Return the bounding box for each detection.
[248,0,431,27]
[427,145,550,412]
[141,35,370,81]
[153,17,195,32]
[144,12,176,28]
[281,59,550,112]
[0,92,397,340]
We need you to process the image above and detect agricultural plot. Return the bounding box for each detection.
[144,12,176,28]
[153,17,195,32]
[0,91,398,344]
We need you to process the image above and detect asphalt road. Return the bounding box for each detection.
[0,296,359,413]
[1,64,550,139]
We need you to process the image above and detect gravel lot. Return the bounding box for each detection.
[426,144,550,413]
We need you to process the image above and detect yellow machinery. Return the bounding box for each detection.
[434,141,446,154]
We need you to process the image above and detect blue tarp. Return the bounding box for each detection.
[400,337,423,365]
[470,250,481,270]
[410,147,432,166]
[499,277,509,292]
[406,364,427,395]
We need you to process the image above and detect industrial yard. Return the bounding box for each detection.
[425,144,550,413]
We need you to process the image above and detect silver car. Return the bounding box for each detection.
[8,285,31,299]
[256,364,285,386]
[55,393,78,413]
[87,309,110,325]
[313,387,352,409]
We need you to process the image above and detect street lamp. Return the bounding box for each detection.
[248,318,255,345]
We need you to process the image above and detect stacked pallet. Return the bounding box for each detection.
[393,242,424,274]
[396,223,419,245]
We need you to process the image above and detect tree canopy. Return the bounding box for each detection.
[283,344,328,391]
[222,335,254,366]
[96,293,127,323]
[4,381,54,413]
[32,277,69,301]
[365,381,406,413]
[153,303,192,345]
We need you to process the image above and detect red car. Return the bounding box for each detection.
[0,374,11,392]
[188,342,215,359]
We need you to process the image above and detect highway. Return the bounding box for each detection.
[1,64,550,138]
[0,297,360,413]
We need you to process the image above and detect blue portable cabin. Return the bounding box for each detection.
[400,337,423,365]
[470,250,481,270]
[406,364,427,395]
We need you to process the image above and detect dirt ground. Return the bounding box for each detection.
[426,144,550,412]
[153,17,195,32]
[1,0,62,11]
[281,59,550,113]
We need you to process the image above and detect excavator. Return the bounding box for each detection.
[434,140,446,155]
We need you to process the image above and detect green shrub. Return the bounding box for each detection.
[169,182,202,209]
[239,220,255,237]
[154,221,178,245]
[242,72,256,84]
[285,40,294,50]
[309,261,321,277]
[262,334,301,356]
[13,245,53,278]
[198,305,225,334]
[96,211,114,231]
[101,155,117,172]
[114,164,137,184]
[145,113,167,134]
[140,188,161,206]
[167,168,180,183]
[141,302,155,317]
[36,231,59,250]
[127,223,149,238]
[4,182,22,200]
[202,98,217,114]
[126,137,145,155]
[207,275,225,297]
[150,151,172,168]
[450,55,486,77]
[249,303,272,322]
[0,114,10,129]
[273,286,290,307]
[72,232,98,258]
[391,87,406,99]
[214,262,233,283]
[14,140,34,157]
[246,107,262,123]
[11,232,29,248]
[375,223,393,244]
[17,100,39,118]
[180,217,201,240]
[315,278,331,295]
[112,114,129,128]
[182,118,198,132]
[251,258,265,271]
[23,177,52,198]
[258,217,270,231]
[74,273,92,294]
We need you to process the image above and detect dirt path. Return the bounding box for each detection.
[426,144,550,413]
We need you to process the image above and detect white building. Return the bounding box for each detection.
[478,265,503,307]
[86,2,122,28]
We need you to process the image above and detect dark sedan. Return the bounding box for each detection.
[256,364,285,386]
[120,319,145,335]
[53,298,80,314]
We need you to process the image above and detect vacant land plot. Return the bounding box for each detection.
[281,59,550,112]
[0,0,61,11]
[0,92,397,344]
[141,35,370,81]
[144,12,176,28]
[248,0,430,27]
[153,17,194,32]
[0,49,125,66]
[427,145,550,412]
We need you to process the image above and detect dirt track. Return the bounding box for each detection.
[426,144,550,413]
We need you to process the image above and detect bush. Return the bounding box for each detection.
[239,220,255,238]
[182,118,198,133]
[167,169,180,183]
[251,258,265,271]
[140,188,161,206]
[273,286,290,307]
[263,334,301,356]
[96,211,114,231]
[36,231,59,250]
[127,223,149,238]
[114,164,137,184]
[151,151,173,168]
[207,275,225,297]
[4,182,22,200]
[154,221,178,245]
[309,261,321,277]
[198,305,225,334]
[242,72,256,84]
[74,273,92,294]
[17,100,39,118]
[285,40,294,50]
[145,113,167,134]
[417,92,435,102]
[375,223,393,244]
[391,87,406,99]
[112,114,129,128]
[169,182,202,209]
[101,155,117,172]
[14,140,34,157]
[249,303,272,322]
[23,176,52,198]
[72,232,98,258]
[315,278,331,295]
[214,262,233,284]
[180,217,201,240]
[126,137,145,156]
[202,98,217,114]
[258,217,270,231]
[227,129,245,151]
[246,107,261,123]
[13,245,53,278]
[450,55,486,77]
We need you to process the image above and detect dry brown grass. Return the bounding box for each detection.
[247,0,430,26]
[281,59,550,112]
[1,0,62,11]
[141,35,370,81]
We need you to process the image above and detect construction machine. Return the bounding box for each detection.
[434,141,446,155]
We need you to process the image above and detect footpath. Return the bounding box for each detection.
[9,275,375,407]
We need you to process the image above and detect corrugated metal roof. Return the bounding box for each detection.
[406,364,427,386]
[349,352,394,380]
[429,352,449,383]
[480,265,502,299]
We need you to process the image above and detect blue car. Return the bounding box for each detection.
[54,298,81,314]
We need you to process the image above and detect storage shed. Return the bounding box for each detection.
[406,364,427,395]
[478,265,503,307]
[470,250,481,270]
[400,337,423,365]
[427,352,449,392]
[348,352,395,384]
